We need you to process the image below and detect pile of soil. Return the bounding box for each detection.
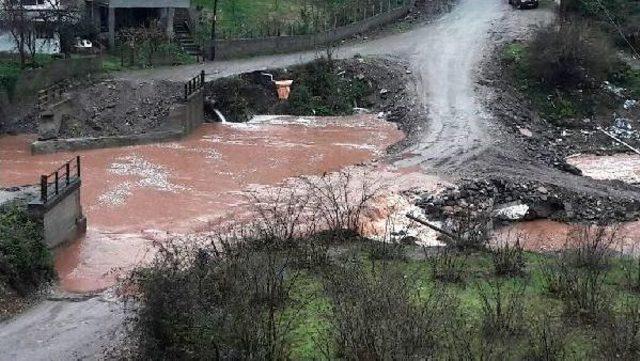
[56,79,183,139]
[205,57,422,136]
[419,178,640,224]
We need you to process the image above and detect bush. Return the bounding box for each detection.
[0,206,53,296]
[492,238,526,277]
[527,21,618,89]
[541,226,615,324]
[430,247,467,284]
[126,237,301,360]
[600,298,640,360]
[477,280,526,338]
[322,260,454,360]
[445,209,491,251]
[366,239,406,261]
[524,315,567,361]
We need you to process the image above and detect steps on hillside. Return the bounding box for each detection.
[173,9,202,58]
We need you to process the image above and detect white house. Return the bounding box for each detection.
[0,0,64,54]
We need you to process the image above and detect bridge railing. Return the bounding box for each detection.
[39,156,81,203]
[184,70,205,100]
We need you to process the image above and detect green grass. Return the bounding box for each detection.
[193,0,410,40]
[279,243,640,359]
[0,54,58,97]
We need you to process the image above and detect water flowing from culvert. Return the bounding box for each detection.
[213,109,227,123]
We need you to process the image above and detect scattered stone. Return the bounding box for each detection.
[518,127,533,137]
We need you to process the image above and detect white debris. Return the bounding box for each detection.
[494,203,530,221]
[624,99,638,110]
[604,81,625,97]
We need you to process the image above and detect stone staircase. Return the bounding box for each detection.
[173,9,202,59]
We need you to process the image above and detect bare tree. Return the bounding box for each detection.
[0,0,32,67]
[0,0,79,66]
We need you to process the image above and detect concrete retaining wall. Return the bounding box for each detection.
[169,90,204,134]
[209,1,415,59]
[28,181,86,249]
[31,86,204,154]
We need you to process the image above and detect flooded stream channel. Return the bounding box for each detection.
[2,117,640,293]
[1,115,415,292]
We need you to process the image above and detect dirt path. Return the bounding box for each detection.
[0,295,124,361]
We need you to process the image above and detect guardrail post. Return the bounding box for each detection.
[76,156,81,178]
[40,175,48,203]
[66,162,70,185]
[200,70,205,87]
[54,171,59,195]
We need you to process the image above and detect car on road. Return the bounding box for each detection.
[508,0,539,9]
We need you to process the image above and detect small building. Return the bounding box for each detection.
[83,0,191,46]
[0,0,64,54]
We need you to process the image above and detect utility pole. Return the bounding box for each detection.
[209,0,219,61]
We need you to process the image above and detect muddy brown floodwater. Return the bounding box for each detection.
[0,115,405,292]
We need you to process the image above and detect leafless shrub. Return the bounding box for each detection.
[600,298,640,360]
[366,239,406,261]
[477,279,527,338]
[430,247,467,284]
[541,226,616,324]
[524,314,568,361]
[445,208,492,251]
[301,170,382,237]
[123,235,302,360]
[322,260,456,360]
[567,225,618,271]
[623,256,640,293]
[493,238,526,277]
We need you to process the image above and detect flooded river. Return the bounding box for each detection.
[3,120,640,292]
[1,115,412,292]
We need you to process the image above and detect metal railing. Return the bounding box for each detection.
[39,156,81,204]
[184,70,205,100]
[37,82,66,109]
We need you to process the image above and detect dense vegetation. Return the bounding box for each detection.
[502,8,640,124]
[192,0,411,40]
[0,206,54,300]
[0,54,59,99]
[122,176,640,360]
[207,58,374,122]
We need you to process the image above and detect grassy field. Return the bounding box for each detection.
[193,0,410,39]
[125,228,640,360]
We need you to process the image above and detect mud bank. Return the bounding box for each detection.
[0,115,403,292]
[567,153,640,185]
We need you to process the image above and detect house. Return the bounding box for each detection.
[0,0,195,54]
[83,0,192,46]
[0,0,65,54]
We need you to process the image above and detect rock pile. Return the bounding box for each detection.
[418,178,640,223]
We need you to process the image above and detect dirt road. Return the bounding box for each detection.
[0,296,124,361]
[120,0,550,175]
